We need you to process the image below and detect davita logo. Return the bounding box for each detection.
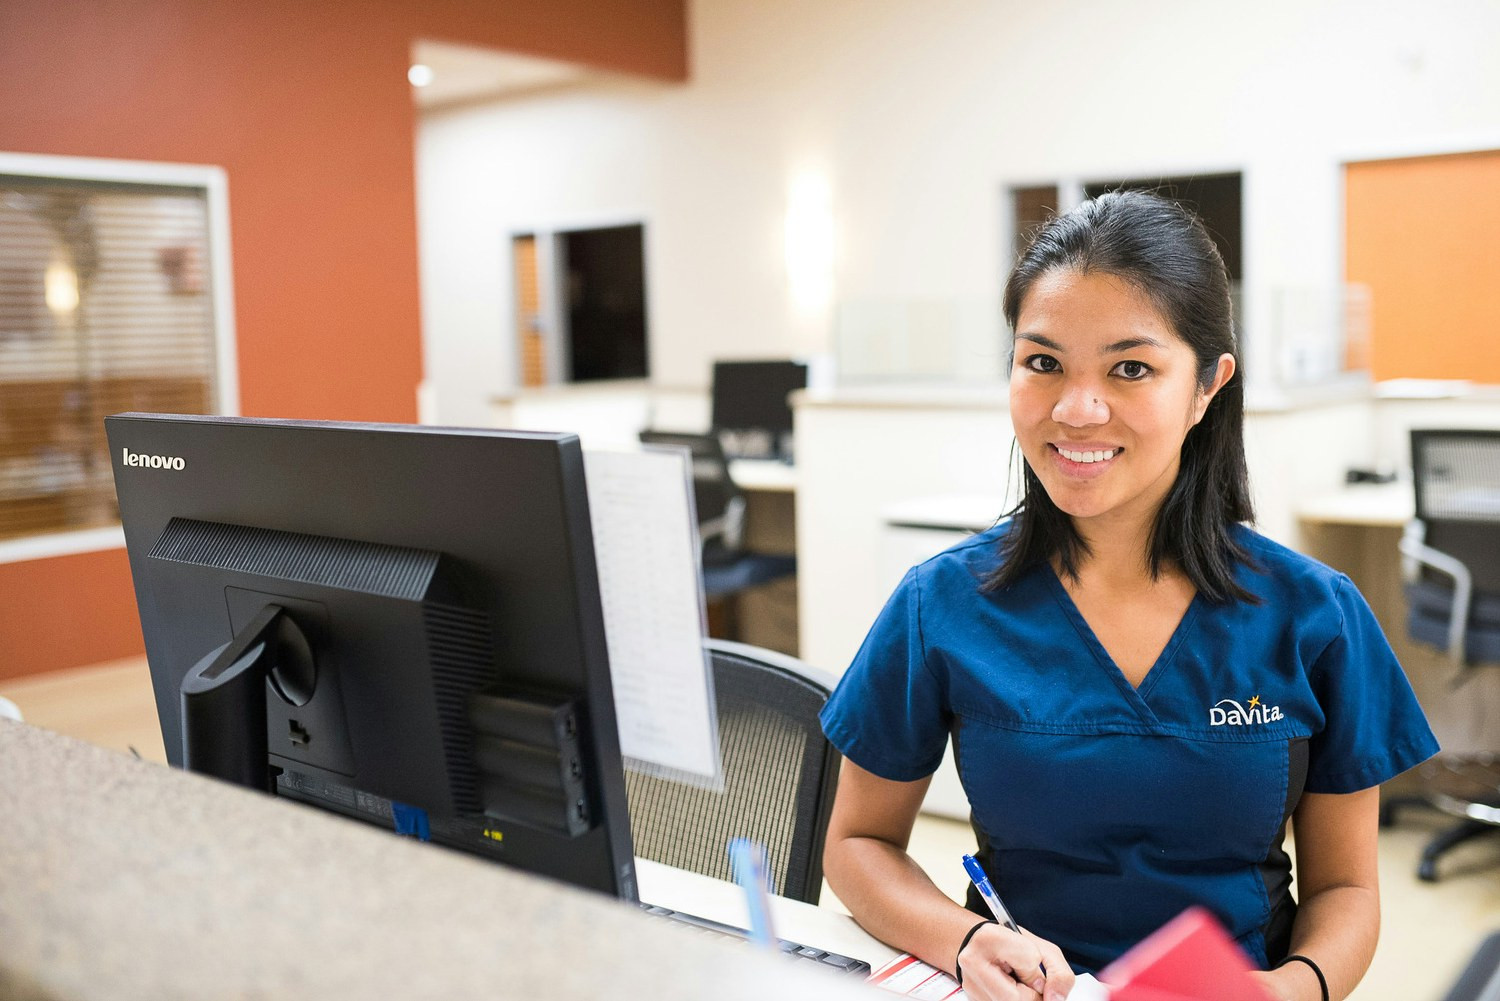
[1209,694,1283,726]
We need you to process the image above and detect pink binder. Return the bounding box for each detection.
[1099,907,1276,1001]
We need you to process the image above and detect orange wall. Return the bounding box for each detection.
[1345,150,1500,382]
[0,0,687,680]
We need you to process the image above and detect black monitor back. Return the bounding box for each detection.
[710,360,808,440]
[106,414,636,899]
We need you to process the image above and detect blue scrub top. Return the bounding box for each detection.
[820,521,1439,974]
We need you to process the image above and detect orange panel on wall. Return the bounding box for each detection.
[0,549,142,681]
[1345,150,1500,383]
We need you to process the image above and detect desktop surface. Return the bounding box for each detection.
[0,721,875,1001]
[727,457,798,493]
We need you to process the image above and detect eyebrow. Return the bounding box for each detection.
[1015,333,1168,353]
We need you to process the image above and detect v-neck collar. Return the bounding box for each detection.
[1041,565,1202,721]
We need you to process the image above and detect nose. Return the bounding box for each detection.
[1052,383,1109,427]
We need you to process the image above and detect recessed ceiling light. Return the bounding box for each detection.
[408,64,434,88]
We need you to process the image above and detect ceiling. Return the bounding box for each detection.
[410,39,599,110]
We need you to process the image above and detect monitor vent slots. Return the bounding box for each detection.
[148,517,441,599]
[425,603,498,812]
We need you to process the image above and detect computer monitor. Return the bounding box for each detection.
[710,359,809,461]
[106,413,637,900]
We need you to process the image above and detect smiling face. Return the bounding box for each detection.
[1009,268,1234,542]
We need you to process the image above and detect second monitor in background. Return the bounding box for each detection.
[710,359,809,463]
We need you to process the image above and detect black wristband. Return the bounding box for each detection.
[1278,953,1330,1001]
[954,919,996,987]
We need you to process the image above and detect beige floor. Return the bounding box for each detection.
[4,657,1498,999]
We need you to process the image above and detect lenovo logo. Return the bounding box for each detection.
[122,446,185,470]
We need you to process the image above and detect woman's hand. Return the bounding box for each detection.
[957,923,1076,1001]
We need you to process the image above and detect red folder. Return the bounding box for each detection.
[1099,907,1276,1001]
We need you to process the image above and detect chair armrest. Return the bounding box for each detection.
[1400,521,1474,667]
[722,495,747,552]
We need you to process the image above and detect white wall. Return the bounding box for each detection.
[416,0,1500,427]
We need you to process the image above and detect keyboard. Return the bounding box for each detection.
[640,902,872,976]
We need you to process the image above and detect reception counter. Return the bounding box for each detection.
[0,721,874,1001]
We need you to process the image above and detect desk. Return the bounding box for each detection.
[729,458,797,494]
[1295,481,1412,527]
[725,460,800,656]
[0,721,876,1001]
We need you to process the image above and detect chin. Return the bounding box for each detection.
[1036,485,1109,521]
[1052,500,1112,522]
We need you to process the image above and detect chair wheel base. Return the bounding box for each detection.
[1415,819,1500,882]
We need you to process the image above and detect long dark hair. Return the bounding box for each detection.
[986,190,1257,603]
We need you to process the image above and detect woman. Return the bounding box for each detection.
[819,191,1438,1001]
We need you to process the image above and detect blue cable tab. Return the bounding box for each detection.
[728,837,776,949]
[391,801,431,841]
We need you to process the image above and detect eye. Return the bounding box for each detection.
[1112,359,1152,380]
[1023,354,1061,374]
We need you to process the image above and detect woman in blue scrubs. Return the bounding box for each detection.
[820,191,1438,1001]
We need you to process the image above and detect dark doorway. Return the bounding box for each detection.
[560,224,648,382]
[1082,173,1242,281]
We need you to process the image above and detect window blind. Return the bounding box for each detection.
[0,175,218,543]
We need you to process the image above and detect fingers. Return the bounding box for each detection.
[1026,931,1075,1001]
[961,965,1043,1001]
[959,924,1048,1001]
[958,924,1075,1001]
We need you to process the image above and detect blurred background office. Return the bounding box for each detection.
[5,0,1499,678]
[2,2,1500,995]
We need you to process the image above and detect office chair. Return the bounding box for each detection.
[1386,429,1500,881]
[623,638,840,903]
[637,430,797,638]
[1441,929,1500,1001]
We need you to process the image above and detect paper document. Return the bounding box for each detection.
[583,448,722,785]
[868,954,1105,1000]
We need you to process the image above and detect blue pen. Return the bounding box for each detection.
[962,853,1020,933]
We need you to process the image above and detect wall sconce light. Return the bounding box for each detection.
[784,170,834,316]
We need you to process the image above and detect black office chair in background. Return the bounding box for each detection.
[624,639,840,903]
[1386,428,1500,880]
[638,430,797,639]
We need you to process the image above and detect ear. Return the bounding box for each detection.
[1191,353,1235,425]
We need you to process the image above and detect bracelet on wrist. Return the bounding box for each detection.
[1277,953,1329,1001]
[954,919,996,987]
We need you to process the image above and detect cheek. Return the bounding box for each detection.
[1134,395,1201,450]
[1008,381,1051,429]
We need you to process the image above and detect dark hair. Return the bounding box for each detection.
[987,189,1257,603]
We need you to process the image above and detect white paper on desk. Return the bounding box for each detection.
[868,954,1106,1000]
[583,448,723,787]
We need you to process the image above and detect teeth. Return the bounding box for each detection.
[1058,447,1117,463]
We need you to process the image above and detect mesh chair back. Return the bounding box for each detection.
[1412,430,1500,593]
[638,430,746,564]
[624,640,840,904]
